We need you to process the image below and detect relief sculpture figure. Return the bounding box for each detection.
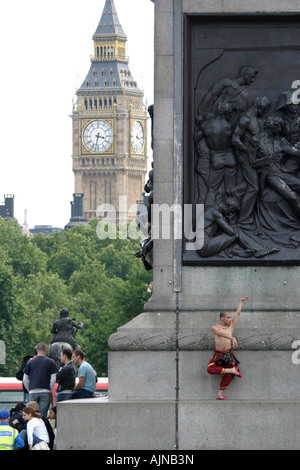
[198,102,237,207]
[276,90,300,174]
[277,90,300,146]
[197,196,279,259]
[249,116,300,218]
[232,97,271,228]
[199,65,258,118]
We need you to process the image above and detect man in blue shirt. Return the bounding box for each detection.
[0,410,25,450]
[72,350,96,399]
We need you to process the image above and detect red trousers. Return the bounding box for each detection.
[207,349,239,391]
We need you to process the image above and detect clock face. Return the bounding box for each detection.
[83,120,113,153]
[131,121,144,153]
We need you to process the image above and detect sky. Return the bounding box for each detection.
[0,0,154,229]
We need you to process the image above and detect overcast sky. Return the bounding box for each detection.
[0,0,154,228]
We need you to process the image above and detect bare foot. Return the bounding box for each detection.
[216,393,227,400]
[231,366,242,378]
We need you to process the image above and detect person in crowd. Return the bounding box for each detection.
[72,349,96,399]
[9,403,26,433]
[55,348,77,403]
[48,407,57,450]
[0,410,25,450]
[19,407,50,450]
[25,402,55,450]
[27,401,39,411]
[15,347,37,402]
[23,342,58,418]
[48,407,56,431]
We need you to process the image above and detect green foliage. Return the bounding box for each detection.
[0,218,152,377]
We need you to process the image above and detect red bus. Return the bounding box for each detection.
[0,377,108,412]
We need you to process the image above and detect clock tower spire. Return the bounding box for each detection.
[71,0,148,223]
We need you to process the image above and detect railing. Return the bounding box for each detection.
[90,55,129,62]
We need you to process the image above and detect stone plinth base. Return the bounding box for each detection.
[56,349,300,450]
[108,350,300,400]
[56,397,300,450]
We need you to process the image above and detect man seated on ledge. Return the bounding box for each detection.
[207,296,249,400]
[72,350,96,399]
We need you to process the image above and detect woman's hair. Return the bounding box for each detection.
[22,407,41,419]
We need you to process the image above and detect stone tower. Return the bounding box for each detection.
[71,0,148,222]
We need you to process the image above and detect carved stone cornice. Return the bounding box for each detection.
[108,312,300,351]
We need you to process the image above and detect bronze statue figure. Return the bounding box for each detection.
[48,308,84,368]
[135,105,154,270]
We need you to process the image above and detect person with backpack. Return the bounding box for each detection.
[15,348,37,401]
[26,401,55,450]
[19,407,51,450]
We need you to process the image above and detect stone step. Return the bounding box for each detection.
[56,397,300,450]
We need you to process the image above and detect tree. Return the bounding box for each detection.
[67,241,152,375]
[0,219,152,377]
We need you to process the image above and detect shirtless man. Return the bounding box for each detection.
[207,296,249,400]
[199,102,237,205]
[199,65,257,117]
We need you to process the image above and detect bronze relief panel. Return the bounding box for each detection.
[183,14,300,265]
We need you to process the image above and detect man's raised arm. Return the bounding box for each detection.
[231,296,250,329]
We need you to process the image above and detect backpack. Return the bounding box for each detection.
[15,355,32,381]
[42,417,55,450]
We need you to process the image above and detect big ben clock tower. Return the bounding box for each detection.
[71,0,148,222]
